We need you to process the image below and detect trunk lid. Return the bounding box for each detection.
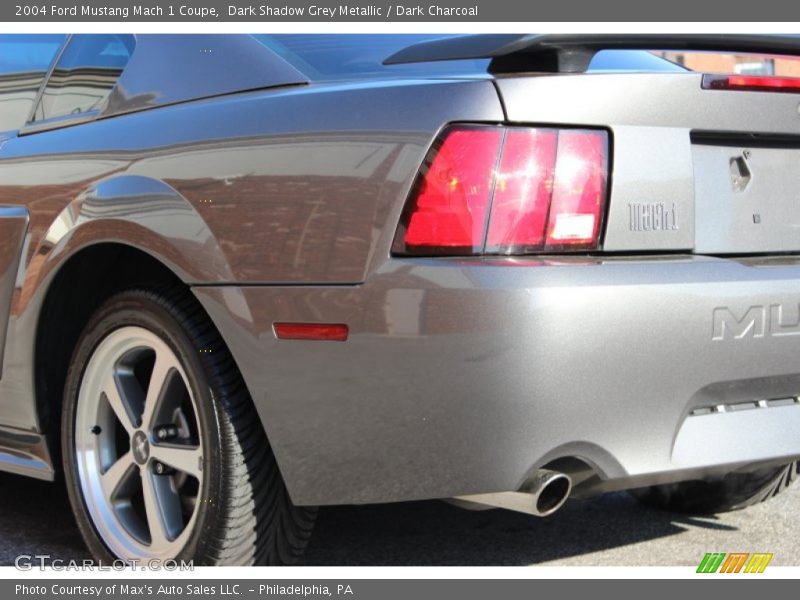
[494,72,800,254]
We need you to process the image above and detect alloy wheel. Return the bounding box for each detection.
[74,326,203,560]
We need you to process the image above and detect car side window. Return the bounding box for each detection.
[0,34,66,134]
[34,34,135,123]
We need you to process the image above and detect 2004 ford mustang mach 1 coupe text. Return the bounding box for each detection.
[1,33,800,565]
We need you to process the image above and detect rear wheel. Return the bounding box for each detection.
[632,462,799,514]
[62,288,317,565]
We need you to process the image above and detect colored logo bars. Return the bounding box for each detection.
[697,552,773,573]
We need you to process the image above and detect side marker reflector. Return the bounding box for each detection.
[273,323,349,342]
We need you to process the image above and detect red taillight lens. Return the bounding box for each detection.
[394,125,609,255]
[703,73,800,93]
[485,129,558,253]
[546,130,607,248]
[402,127,502,252]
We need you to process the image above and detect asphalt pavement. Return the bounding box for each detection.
[1,471,798,566]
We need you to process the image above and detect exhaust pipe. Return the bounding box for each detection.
[453,469,572,517]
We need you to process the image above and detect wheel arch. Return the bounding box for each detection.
[33,242,186,461]
[24,178,245,468]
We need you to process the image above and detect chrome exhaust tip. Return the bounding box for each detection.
[452,468,572,517]
[523,469,572,516]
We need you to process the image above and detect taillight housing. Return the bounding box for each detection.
[702,73,800,93]
[393,125,609,256]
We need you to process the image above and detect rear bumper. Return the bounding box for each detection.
[194,255,800,505]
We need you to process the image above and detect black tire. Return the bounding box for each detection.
[62,287,317,565]
[632,462,799,514]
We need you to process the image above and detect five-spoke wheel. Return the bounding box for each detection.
[62,289,317,565]
[75,327,203,559]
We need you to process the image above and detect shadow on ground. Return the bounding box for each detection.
[304,493,731,566]
[0,472,729,566]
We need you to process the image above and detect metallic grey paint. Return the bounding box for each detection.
[0,422,52,479]
[194,256,800,504]
[693,143,800,253]
[0,207,28,371]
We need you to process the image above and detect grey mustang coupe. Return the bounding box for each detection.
[1,33,800,564]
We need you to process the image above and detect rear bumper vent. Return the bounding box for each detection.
[690,396,800,416]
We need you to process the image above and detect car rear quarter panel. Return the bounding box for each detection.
[0,78,503,434]
[0,79,502,285]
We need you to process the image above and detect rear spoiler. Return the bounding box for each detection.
[383,34,800,74]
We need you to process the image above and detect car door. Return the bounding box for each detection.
[0,34,65,373]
